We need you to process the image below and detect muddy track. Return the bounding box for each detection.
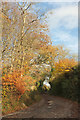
[3,94,79,118]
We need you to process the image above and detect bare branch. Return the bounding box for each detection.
[21,3,32,15]
[24,3,32,11]
[0,10,11,23]
[20,13,45,40]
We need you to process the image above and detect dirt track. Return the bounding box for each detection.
[3,94,79,118]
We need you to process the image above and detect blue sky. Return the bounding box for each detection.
[36,2,78,57]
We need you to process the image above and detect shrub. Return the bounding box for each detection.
[49,65,79,102]
[2,67,41,115]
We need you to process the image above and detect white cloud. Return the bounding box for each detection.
[47,4,78,30]
[52,30,77,42]
[46,3,78,55]
[67,44,78,54]
[52,31,78,54]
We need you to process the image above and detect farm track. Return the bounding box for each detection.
[2,94,79,119]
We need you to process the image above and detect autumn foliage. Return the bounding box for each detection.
[1,2,78,115]
[2,68,37,98]
[55,58,77,72]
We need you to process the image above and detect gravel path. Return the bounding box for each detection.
[3,94,79,118]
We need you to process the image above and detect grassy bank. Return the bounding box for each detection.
[2,89,41,115]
